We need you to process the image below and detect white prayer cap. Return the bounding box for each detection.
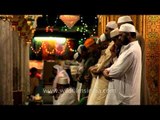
[53,64,64,73]
[57,77,69,85]
[110,28,120,38]
[106,21,118,29]
[117,16,132,24]
[77,45,84,54]
[99,33,106,42]
[119,23,136,32]
[73,52,79,60]
[96,38,100,44]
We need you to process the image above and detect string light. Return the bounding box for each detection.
[30,15,98,56]
[30,45,42,55]
[42,42,55,54]
[90,16,98,37]
[30,38,77,55]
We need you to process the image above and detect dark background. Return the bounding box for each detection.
[0,0,160,14]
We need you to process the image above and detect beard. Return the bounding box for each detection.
[122,35,130,45]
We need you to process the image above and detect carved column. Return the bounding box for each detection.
[0,20,13,105]
[98,15,107,36]
[20,37,30,104]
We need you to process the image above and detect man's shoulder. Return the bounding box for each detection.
[136,32,144,41]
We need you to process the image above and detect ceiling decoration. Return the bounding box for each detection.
[59,15,80,29]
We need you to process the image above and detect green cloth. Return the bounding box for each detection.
[78,97,88,105]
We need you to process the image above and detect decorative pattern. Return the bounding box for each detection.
[145,15,160,104]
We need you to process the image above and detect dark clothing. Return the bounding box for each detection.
[136,32,150,105]
[65,68,77,89]
[79,51,101,99]
[36,79,44,96]
[30,76,39,96]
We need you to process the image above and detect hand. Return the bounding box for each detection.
[84,74,91,81]
[103,70,109,78]
[103,70,112,81]
[92,69,101,75]
[90,66,97,72]
[89,66,96,72]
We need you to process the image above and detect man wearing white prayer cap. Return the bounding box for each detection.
[104,21,118,40]
[117,17,149,106]
[110,28,122,58]
[106,21,118,30]
[97,21,118,51]
[76,44,88,60]
[103,28,121,105]
[119,23,136,45]
[119,23,136,32]
[110,28,120,38]
[53,77,78,105]
[117,16,133,27]
[87,22,117,105]
[52,64,70,93]
[103,23,142,105]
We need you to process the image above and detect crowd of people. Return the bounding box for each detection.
[28,15,148,105]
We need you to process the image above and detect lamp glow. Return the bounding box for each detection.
[34,37,66,44]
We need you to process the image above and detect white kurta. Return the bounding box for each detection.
[106,41,142,105]
[87,41,114,105]
[52,68,71,103]
[53,88,78,105]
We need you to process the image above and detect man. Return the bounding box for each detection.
[52,64,70,93]
[117,16,150,104]
[53,77,78,105]
[75,45,88,102]
[104,28,122,105]
[110,28,123,59]
[78,38,100,104]
[29,67,40,96]
[73,52,83,101]
[103,24,142,105]
[87,21,118,105]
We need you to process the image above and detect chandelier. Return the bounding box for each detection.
[59,15,80,29]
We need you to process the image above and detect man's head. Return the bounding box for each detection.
[99,33,110,50]
[119,23,136,45]
[30,67,38,76]
[105,21,118,36]
[117,16,134,28]
[53,64,63,76]
[110,28,122,47]
[84,38,97,53]
[57,77,69,90]
[77,44,88,58]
